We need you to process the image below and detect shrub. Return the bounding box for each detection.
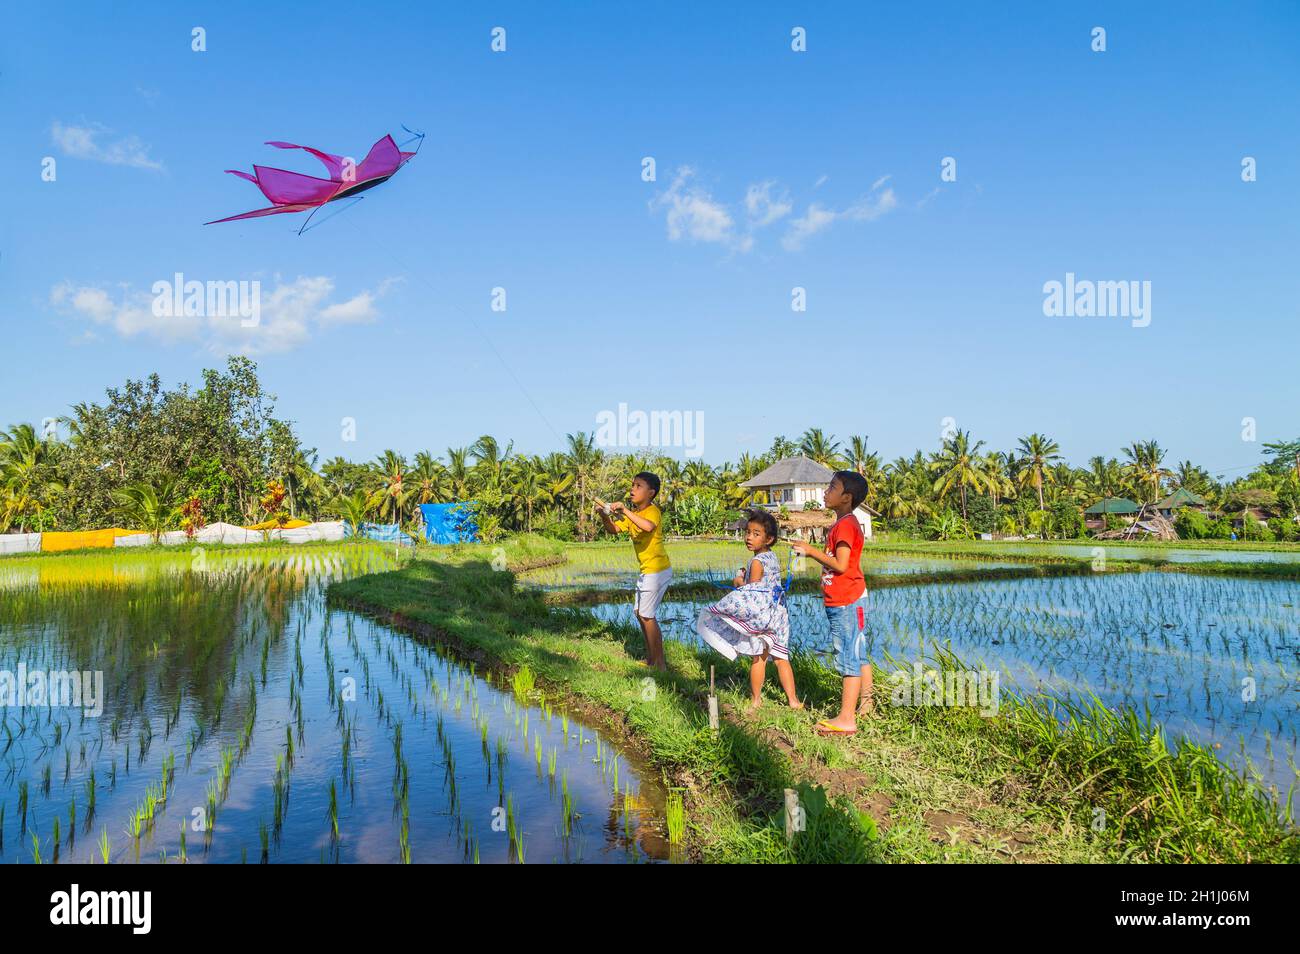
[1174,507,1211,540]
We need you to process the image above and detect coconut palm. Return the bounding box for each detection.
[980,451,1014,511]
[1,423,63,532]
[369,451,412,524]
[332,490,371,538]
[564,432,601,540]
[1084,456,1124,503]
[929,430,991,521]
[111,478,180,543]
[1015,433,1062,511]
[799,428,842,467]
[1122,440,1173,505]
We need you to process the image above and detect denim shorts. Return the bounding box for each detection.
[825,595,871,677]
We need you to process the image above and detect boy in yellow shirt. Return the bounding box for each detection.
[596,472,672,671]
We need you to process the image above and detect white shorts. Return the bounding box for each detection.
[634,568,673,619]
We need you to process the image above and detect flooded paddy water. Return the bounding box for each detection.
[0,547,669,864]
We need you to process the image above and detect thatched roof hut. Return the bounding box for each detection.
[1095,512,1178,541]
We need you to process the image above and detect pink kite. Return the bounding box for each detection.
[206,129,424,232]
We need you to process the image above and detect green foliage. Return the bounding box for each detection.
[1174,507,1211,540]
[965,494,996,534]
[1050,500,1084,539]
[671,490,727,537]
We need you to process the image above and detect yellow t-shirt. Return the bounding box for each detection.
[615,503,671,574]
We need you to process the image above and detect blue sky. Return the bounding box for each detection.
[3,1,1297,479]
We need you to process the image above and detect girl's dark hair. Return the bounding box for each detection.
[744,508,779,545]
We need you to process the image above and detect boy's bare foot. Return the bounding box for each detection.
[748,697,763,711]
[787,699,805,710]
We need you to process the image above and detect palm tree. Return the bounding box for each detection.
[332,490,371,538]
[1084,455,1124,502]
[799,428,842,467]
[928,430,991,521]
[445,447,472,500]
[1015,433,1062,511]
[369,450,412,524]
[111,478,180,543]
[1122,440,1173,505]
[564,432,600,540]
[980,451,1013,511]
[408,452,446,505]
[0,423,63,532]
[682,459,715,488]
[846,435,870,474]
[470,435,512,481]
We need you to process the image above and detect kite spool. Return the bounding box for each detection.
[707,665,719,732]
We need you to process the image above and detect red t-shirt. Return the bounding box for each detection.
[821,513,865,606]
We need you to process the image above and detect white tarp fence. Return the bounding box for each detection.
[0,533,41,555]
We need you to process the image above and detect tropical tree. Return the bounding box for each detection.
[1015,433,1062,511]
[929,430,992,521]
[799,428,843,467]
[1122,440,1173,505]
[111,478,181,543]
[565,432,600,540]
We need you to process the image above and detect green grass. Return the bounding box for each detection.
[330,539,1297,863]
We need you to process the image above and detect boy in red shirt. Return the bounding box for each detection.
[791,471,872,734]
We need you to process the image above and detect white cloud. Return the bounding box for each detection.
[650,167,738,246]
[744,181,792,227]
[50,121,164,171]
[651,166,896,254]
[50,275,395,356]
[782,177,897,250]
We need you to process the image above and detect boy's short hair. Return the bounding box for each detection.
[833,471,869,510]
[634,471,661,498]
[744,507,780,544]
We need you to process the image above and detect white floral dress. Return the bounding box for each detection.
[695,551,792,661]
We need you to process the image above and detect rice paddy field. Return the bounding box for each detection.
[873,539,1300,565]
[569,542,1299,817]
[0,545,669,864]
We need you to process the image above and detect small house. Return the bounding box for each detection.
[1153,487,1209,519]
[1083,496,1140,532]
[739,456,877,539]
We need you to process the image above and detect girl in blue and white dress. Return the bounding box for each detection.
[696,509,802,710]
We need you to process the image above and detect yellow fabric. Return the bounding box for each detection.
[243,517,310,531]
[110,528,146,538]
[41,529,119,552]
[614,503,670,574]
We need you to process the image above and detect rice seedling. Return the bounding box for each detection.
[327,779,340,840]
[665,789,685,845]
[512,665,536,700]
[98,827,110,863]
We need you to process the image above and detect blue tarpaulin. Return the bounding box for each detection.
[344,522,409,544]
[420,502,479,544]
